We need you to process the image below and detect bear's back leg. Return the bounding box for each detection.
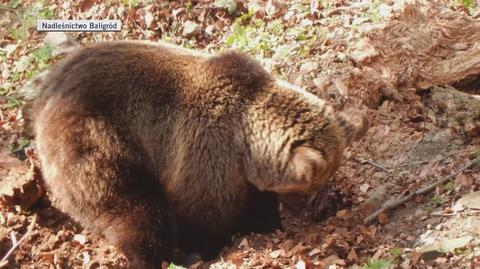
[35,106,175,268]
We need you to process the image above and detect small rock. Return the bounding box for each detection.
[417,244,443,260]
[295,260,306,269]
[43,32,79,56]
[417,236,473,260]
[182,21,202,37]
[82,251,91,267]
[457,192,480,210]
[359,183,370,194]
[336,52,347,62]
[44,32,69,47]
[299,61,318,75]
[269,249,286,258]
[73,234,87,245]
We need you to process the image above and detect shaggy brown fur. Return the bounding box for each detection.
[32,41,368,268]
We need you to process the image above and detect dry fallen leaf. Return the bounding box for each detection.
[0,157,45,209]
[289,243,307,257]
[359,183,370,194]
[347,248,358,262]
[307,248,321,257]
[378,212,388,224]
[336,209,352,220]
[238,238,249,249]
[455,173,473,187]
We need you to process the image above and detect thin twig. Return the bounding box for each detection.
[0,214,37,268]
[355,158,392,173]
[364,155,480,224]
[400,160,429,167]
[126,12,149,39]
[326,7,351,17]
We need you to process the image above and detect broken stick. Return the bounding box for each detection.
[364,155,480,224]
[354,157,392,173]
[0,214,37,268]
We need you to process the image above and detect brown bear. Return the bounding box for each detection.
[31,41,368,268]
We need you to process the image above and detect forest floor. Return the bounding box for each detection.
[1,0,480,268]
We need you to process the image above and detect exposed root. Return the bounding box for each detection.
[364,155,480,223]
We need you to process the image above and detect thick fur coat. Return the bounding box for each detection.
[32,41,368,268]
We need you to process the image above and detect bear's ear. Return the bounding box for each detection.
[335,109,370,145]
[269,146,327,193]
[292,146,326,184]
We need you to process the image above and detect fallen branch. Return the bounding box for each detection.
[364,155,480,224]
[354,158,392,173]
[0,214,37,268]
